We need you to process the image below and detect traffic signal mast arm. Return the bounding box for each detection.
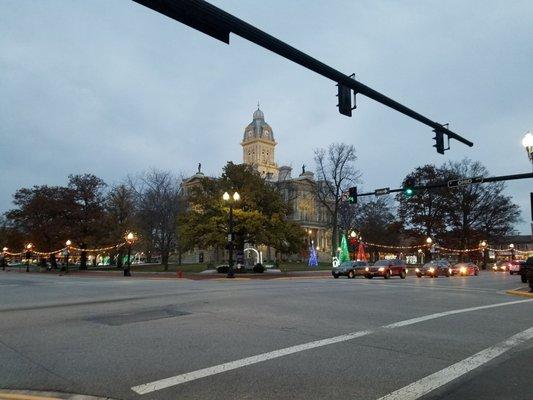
[355,172,533,198]
[133,0,474,150]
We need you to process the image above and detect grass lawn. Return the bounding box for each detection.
[84,261,332,273]
[278,262,332,272]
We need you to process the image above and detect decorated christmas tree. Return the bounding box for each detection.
[340,235,350,262]
[308,240,318,267]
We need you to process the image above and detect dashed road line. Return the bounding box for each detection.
[131,298,532,395]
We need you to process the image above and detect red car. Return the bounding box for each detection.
[364,259,407,279]
[453,262,479,276]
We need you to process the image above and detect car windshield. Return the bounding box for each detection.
[374,260,390,266]
[423,262,436,268]
[339,261,352,268]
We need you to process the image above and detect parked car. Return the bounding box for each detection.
[453,262,479,276]
[364,259,407,279]
[509,260,525,276]
[415,261,451,278]
[332,261,369,279]
[492,260,508,272]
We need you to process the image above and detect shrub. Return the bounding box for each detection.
[253,263,265,273]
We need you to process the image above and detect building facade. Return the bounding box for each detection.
[181,106,332,264]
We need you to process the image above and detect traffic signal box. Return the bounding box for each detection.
[403,178,415,198]
[348,187,357,204]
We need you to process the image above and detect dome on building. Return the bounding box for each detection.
[253,108,264,120]
[243,106,274,142]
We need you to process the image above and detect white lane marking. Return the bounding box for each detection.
[131,298,532,395]
[377,326,533,400]
[383,298,532,328]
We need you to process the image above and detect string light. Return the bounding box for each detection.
[1,241,127,257]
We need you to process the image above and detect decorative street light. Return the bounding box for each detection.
[426,237,433,245]
[2,247,7,271]
[350,230,357,238]
[509,243,515,260]
[522,131,533,164]
[65,240,72,273]
[480,240,488,270]
[25,243,33,272]
[124,232,137,276]
[417,248,423,265]
[222,191,240,278]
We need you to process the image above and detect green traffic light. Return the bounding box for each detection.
[404,188,414,197]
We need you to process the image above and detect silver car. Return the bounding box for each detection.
[332,261,369,279]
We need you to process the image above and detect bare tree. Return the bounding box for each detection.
[443,159,521,252]
[128,170,185,270]
[314,143,360,256]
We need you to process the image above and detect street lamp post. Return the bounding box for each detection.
[2,247,7,271]
[223,191,240,278]
[25,243,33,272]
[124,232,136,276]
[425,237,433,262]
[509,243,515,261]
[65,240,71,273]
[480,240,488,270]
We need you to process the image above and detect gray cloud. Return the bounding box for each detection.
[1,0,532,233]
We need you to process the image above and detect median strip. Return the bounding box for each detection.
[131,298,532,395]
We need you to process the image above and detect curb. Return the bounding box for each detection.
[0,390,115,400]
[505,287,533,298]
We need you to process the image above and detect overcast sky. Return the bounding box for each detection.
[1,0,532,234]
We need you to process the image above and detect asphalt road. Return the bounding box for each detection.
[0,270,531,400]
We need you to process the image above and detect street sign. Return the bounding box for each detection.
[374,187,390,196]
[447,176,484,188]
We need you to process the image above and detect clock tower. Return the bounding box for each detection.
[241,106,279,181]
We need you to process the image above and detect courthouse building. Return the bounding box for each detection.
[182,106,332,264]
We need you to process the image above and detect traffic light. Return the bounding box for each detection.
[348,187,357,204]
[403,178,415,198]
[337,84,353,117]
[433,126,450,154]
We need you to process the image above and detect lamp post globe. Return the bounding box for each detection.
[350,230,357,238]
[522,131,533,162]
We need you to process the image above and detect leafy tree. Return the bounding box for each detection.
[314,143,360,256]
[180,162,305,259]
[396,165,449,242]
[5,185,73,251]
[442,159,520,251]
[354,197,401,260]
[67,174,107,269]
[105,184,137,268]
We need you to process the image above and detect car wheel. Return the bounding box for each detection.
[333,273,339,279]
[400,270,406,279]
[384,270,391,279]
[445,271,450,277]
[365,274,373,279]
[521,274,527,283]
[348,270,355,279]
[474,270,479,276]
[509,271,513,275]
[416,273,422,278]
